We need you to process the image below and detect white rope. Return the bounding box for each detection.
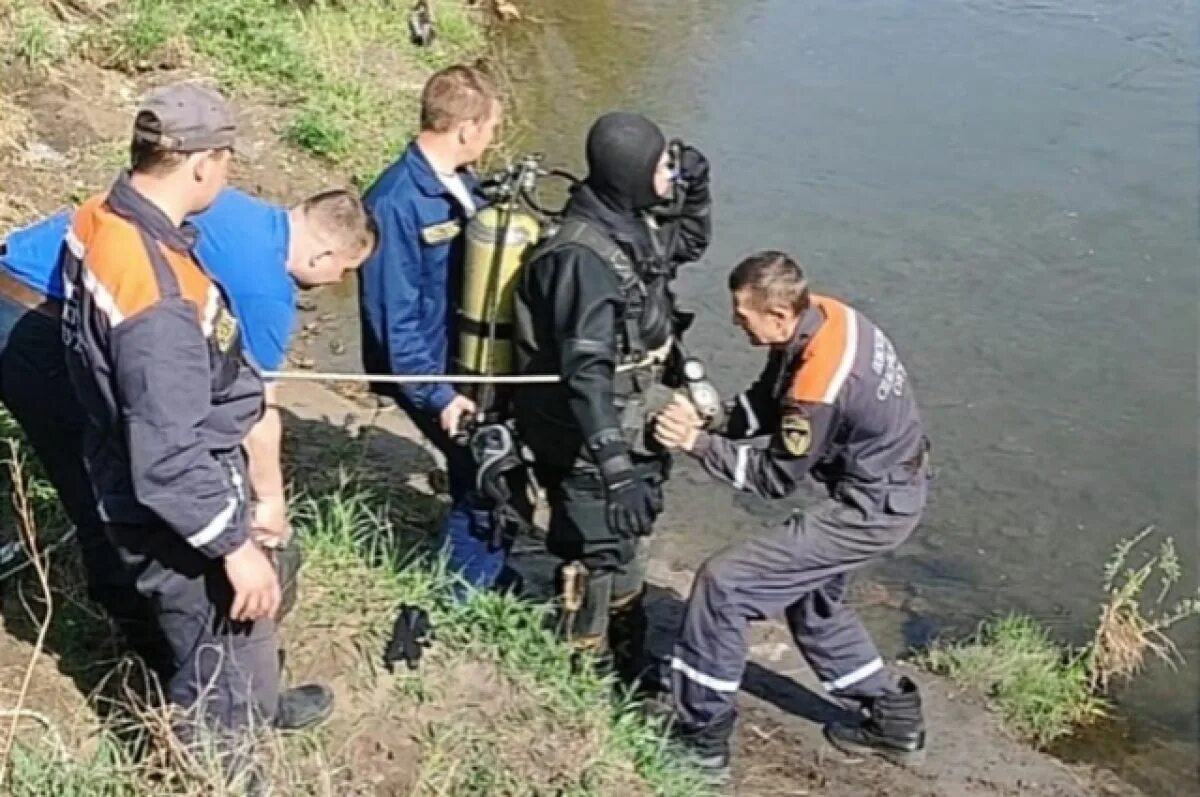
[264,341,674,386]
[263,371,563,385]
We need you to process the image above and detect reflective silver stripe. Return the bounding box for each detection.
[82,269,125,327]
[229,461,245,501]
[671,656,740,693]
[822,309,859,404]
[186,497,237,549]
[200,284,221,337]
[65,227,85,259]
[733,445,750,490]
[823,657,883,693]
[737,392,760,436]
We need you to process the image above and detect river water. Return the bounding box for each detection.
[494,0,1197,791]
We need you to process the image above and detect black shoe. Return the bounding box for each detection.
[824,676,927,765]
[274,683,334,731]
[685,748,732,787]
[670,712,735,786]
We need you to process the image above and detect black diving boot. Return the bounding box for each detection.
[275,683,334,731]
[608,591,649,689]
[824,676,926,765]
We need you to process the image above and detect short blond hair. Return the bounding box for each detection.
[419,64,498,133]
[301,190,377,259]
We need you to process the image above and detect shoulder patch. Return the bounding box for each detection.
[779,409,812,457]
[421,220,461,245]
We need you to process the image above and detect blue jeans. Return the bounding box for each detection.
[394,394,510,591]
[0,289,171,672]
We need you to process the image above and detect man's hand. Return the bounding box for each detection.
[439,394,477,435]
[655,396,703,452]
[225,539,282,622]
[252,495,291,549]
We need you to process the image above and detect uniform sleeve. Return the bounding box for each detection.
[545,246,626,454]
[364,200,455,413]
[691,400,838,499]
[111,302,249,558]
[721,353,780,439]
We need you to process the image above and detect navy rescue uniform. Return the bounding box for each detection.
[671,294,930,739]
[61,174,277,736]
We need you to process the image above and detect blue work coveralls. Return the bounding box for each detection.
[358,142,505,589]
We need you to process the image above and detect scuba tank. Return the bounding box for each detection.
[456,202,540,393]
[455,154,579,415]
[455,154,581,538]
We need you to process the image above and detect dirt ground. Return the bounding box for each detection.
[278,382,1147,797]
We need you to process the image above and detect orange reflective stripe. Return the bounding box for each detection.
[73,191,217,327]
[790,295,858,405]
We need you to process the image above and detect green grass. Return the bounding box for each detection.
[920,615,1107,748]
[4,2,71,70]
[919,528,1200,749]
[0,416,707,795]
[7,735,140,797]
[95,0,486,179]
[291,476,712,795]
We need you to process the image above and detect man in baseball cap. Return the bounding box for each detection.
[132,81,237,153]
[59,81,332,780]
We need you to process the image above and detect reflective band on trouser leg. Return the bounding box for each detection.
[670,648,743,730]
[671,656,740,693]
[822,657,883,693]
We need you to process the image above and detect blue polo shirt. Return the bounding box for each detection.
[0,188,295,372]
[0,210,71,299]
[190,190,295,372]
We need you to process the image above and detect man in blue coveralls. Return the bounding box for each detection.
[0,185,376,671]
[358,64,506,590]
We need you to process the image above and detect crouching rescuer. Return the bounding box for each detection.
[654,251,931,778]
[512,111,713,678]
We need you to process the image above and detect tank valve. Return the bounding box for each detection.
[681,357,723,429]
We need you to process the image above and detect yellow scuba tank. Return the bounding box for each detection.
[456,201,541,394]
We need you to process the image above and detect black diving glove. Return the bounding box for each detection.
[594,439,661,538]
[677,143,711,206]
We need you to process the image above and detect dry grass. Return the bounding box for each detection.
[0,442,56,789]
[1088,526,1200,692]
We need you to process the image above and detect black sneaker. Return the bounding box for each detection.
[274,683,334,731]
[824,677,927,765]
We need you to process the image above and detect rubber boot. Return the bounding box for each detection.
[608,587,648,687]
[824,676,926,765]
[275,683,334,731]
[558,565,613,671]
[670,709,735,786]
